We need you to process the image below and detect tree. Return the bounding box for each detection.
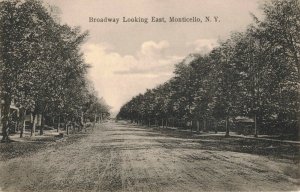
[256,0,300,133]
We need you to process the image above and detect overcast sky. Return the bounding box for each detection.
[44,0,263,113]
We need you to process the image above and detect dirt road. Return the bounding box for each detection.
[0,121,299,191]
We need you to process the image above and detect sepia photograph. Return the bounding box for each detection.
[0,0,299,191]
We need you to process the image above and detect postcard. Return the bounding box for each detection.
[0,0,299,191]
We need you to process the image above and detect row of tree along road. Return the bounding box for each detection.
[0,0,110,142]
[117,0,299,138]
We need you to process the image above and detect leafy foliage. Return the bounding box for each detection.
[0,0,110,141]
[117,0,299,136]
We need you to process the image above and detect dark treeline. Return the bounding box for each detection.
[117,0,299,137]
[0,0,110,142]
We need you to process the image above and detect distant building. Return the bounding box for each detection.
[0,98,41,133]
[0,98,20,132]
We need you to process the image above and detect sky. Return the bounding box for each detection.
[44,0,263,114]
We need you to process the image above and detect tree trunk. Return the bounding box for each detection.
[15,118,19,133]
[66,121,69,135]
[254,114,258,137]
[31,113,36,137]
[57,116,61,132]
[20,110,26,138]
[214,121,217,134]
[80,112,84,132]
[225,116,230,137]
[94,114,97,127]
[52,117,55,127]
[197,120,200,133]
[1,101,11,142]
[39,113,45,135]
[203,119,206,132]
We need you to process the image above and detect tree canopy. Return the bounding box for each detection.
[0,0,110,142]
[117,0,299,136]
